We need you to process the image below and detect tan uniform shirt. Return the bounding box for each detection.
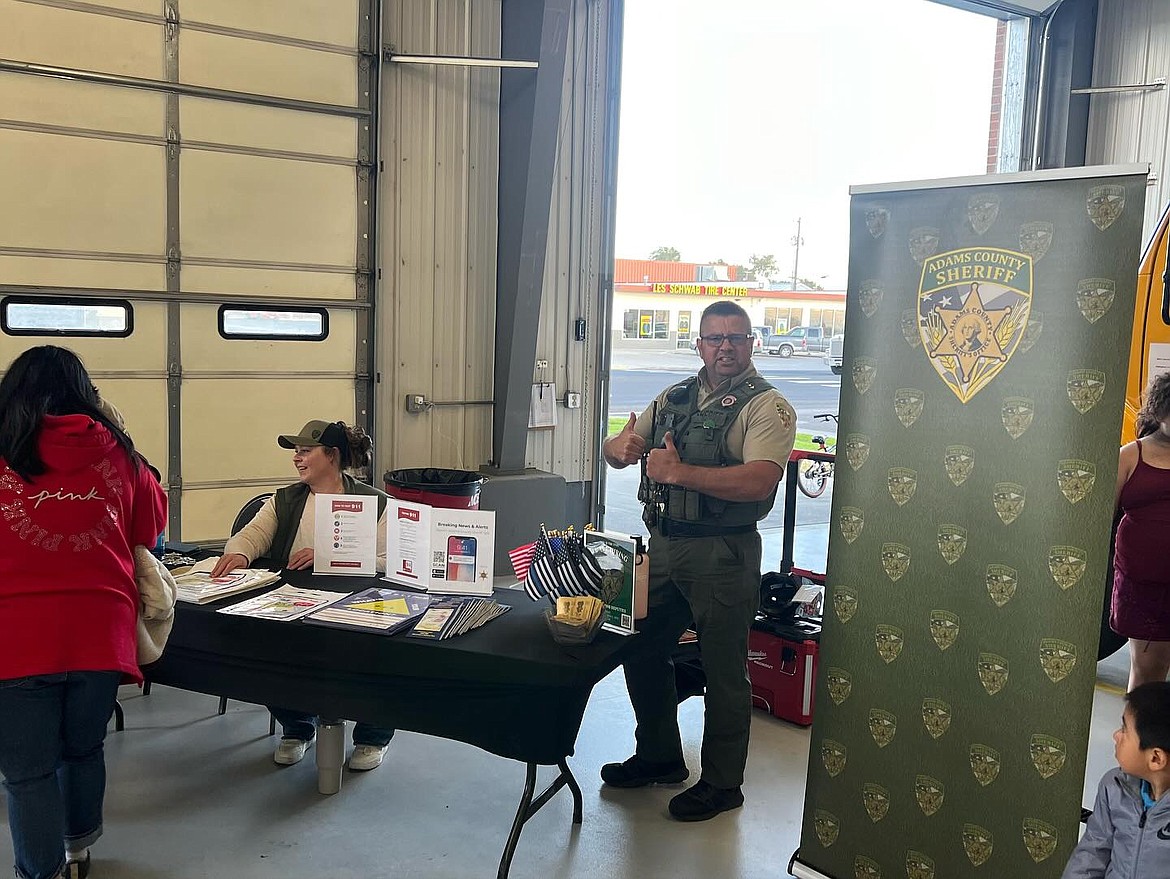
[633,364,797,466]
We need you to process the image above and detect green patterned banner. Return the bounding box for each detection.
[794,167,1147,879]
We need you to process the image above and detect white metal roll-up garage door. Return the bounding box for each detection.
[0,0,377,542]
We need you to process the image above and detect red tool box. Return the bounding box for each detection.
[748,617,821,726]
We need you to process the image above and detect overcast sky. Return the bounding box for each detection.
[614,0,1000,288]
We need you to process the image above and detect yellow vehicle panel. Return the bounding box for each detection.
[1127,203,1170,444]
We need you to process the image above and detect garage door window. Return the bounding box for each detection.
[2,296,133,337]
[217,305,329,341]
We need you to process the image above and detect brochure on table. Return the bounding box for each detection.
[173,558,281,605]
[408,596,509,640]
[218,585,339,621]
[313,494,378,576]
[583,530,639,636]
[385,500,495,595]
[306,587,433,634]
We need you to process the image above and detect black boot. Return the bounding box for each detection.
[668,781,744,821]
[600,755,689,788]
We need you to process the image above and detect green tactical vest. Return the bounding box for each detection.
[648,373,779,528]
[270,474,388,568]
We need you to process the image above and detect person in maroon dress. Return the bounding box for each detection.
[1112,372,1170,690]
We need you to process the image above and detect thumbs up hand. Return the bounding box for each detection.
[609,411,647,465]
[647,431,682,484]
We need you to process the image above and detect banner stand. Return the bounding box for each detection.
[792,164,1148,879]
[789,854,835,879]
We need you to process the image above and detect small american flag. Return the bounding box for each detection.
[508,541,538,580]
[523,539,551,601]
[521,527,604,603]
[550,536,587,596]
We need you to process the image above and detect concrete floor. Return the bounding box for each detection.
[0,671,811,879]
[0,652,1130,879]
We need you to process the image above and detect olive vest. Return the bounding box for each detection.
[270,474,388,568]
[647,373,778,530]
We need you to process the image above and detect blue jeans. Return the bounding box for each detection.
[267,707,394,747]
[0,671,120,879]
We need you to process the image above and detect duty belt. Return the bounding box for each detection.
[656,520,757,539]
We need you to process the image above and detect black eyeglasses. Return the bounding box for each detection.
[699,333,751,347]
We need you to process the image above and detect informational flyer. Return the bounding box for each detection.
[312,494,378,576]
[584,530,640,636]
[385,500,432,585]
[383,501,495,595]
[1151,342,1170,377]
[217,585,340,621]
[430,509,495,595]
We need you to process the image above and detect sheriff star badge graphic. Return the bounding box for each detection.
[918,247,1033,403]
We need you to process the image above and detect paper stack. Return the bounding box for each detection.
[306,587,433,634]
[544,596,604,645]
[408,596,510,640]
[216,585,340,621]
[174,558,281,605]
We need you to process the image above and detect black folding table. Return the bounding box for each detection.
[145,573,636,878]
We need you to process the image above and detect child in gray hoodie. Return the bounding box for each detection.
[1062,682,1170,878]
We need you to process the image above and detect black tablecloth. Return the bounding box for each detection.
[146,572,635,764]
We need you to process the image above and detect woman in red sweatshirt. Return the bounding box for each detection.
[0,346,167,879]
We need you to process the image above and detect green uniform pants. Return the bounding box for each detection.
[622,526,762,789]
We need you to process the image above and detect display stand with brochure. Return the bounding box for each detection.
[385,500,495,596]
[385,501,431,587]
[583,531,647,636]
[313,494,379,576]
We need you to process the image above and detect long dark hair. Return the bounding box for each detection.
[1136,372,1170,439]
[0,345,139,481]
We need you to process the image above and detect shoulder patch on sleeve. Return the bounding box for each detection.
[775,402,793,430]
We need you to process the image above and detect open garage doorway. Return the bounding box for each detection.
[601,0,1018,580]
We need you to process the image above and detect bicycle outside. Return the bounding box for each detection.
[797,413,837,499]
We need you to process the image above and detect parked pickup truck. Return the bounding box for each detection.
[824,334,844,374]
[765,326,829,357]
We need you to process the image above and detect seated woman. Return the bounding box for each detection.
[211,420,394,772]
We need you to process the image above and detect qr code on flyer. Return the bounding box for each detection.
[621,613,632,628]
[432,550,445,567]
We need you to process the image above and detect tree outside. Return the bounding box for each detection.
[649,245,681,261]
[748,253,778,281]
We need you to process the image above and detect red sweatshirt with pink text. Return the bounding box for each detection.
[0,414,167,683]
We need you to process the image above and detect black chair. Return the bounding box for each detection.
[219,493,277,733]
[231,493,274,538]
[110,700,124,732]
